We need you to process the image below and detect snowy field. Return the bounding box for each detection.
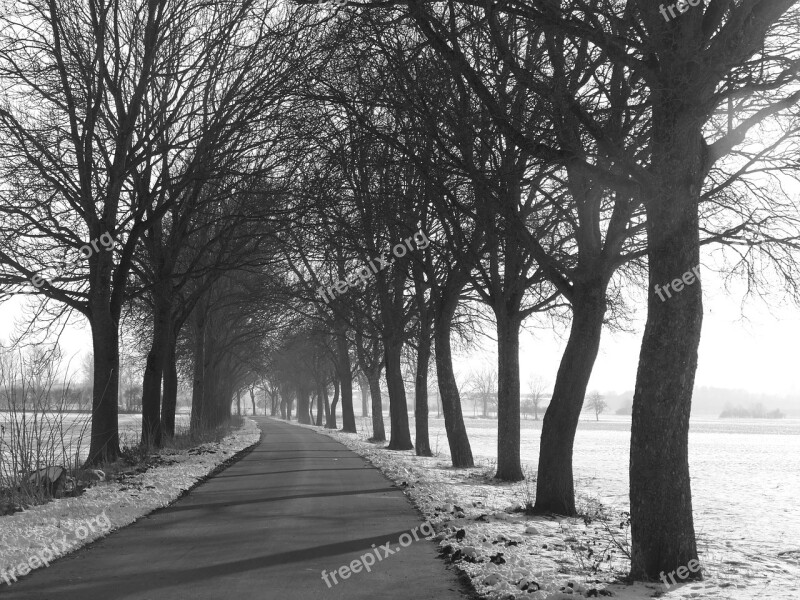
[0,412,192,472]
[0,417,260,587]
[308,413,800,599]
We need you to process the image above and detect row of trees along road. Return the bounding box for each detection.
[0,0,799,585]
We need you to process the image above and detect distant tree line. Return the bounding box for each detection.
[719,404,786,419]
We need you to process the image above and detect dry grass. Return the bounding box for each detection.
[0,348,88,512]
[1,344,245,513]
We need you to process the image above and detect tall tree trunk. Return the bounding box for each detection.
[140,295,169,448]
[279,384,290,419]
[415,326,432,457]
[269,390,277,416]
[236,389,242,417]
[160,328,178,438]
[359,374,370,417]
[316,382,326,426]
[297,385,311,424]
[534,288,606,514]
[433,297,473,467]
[327,379,339,429]
[496,310,523,480]
[250,387,256,416]
[215,376,233,426]
[86,308,121,465]
[203,357,223,429]
[190,306,209,434]
[630,115,702,580]
[385,339,413,450]
[336,331,356,432]
[366,372,386,442]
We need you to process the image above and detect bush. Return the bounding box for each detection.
[0,347,88,510]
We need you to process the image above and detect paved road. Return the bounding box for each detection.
[2,418,471,600]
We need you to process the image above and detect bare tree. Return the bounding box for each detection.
[525,376,547,421]
[583,391,607,422]
[387,0,800,580]
[0,0,312,463]
[468,367,498,418]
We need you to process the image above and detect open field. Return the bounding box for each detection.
[352,412,800,595]
[0,412,192,474]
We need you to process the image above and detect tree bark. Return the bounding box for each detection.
[315,383,325,426]
[327,379,339,429]
[533,288,606,514]
[366,372,386,442]
[385,339,413,450]
[203,353,224,429]
[86,308,121,465]
[269,389,278,416]
[359,374,370,417]
[190,306,210,434]
[414,324,432,456]
[297,385,311,424]
[495,310,523,480]
[433,297,474,467]
[629,111,703,580]
[336,331,356,432]
[140,294,169,447]
[160,328,178,438]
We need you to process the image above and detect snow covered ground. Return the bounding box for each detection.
[0,417,260,587]
[285,414,800,600]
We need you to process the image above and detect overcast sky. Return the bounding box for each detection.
[462,257,800,398]
[2,251,798,400]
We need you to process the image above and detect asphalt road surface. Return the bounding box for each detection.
[2,417,471,600]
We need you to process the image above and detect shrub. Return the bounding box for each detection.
[0,347,88,509]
